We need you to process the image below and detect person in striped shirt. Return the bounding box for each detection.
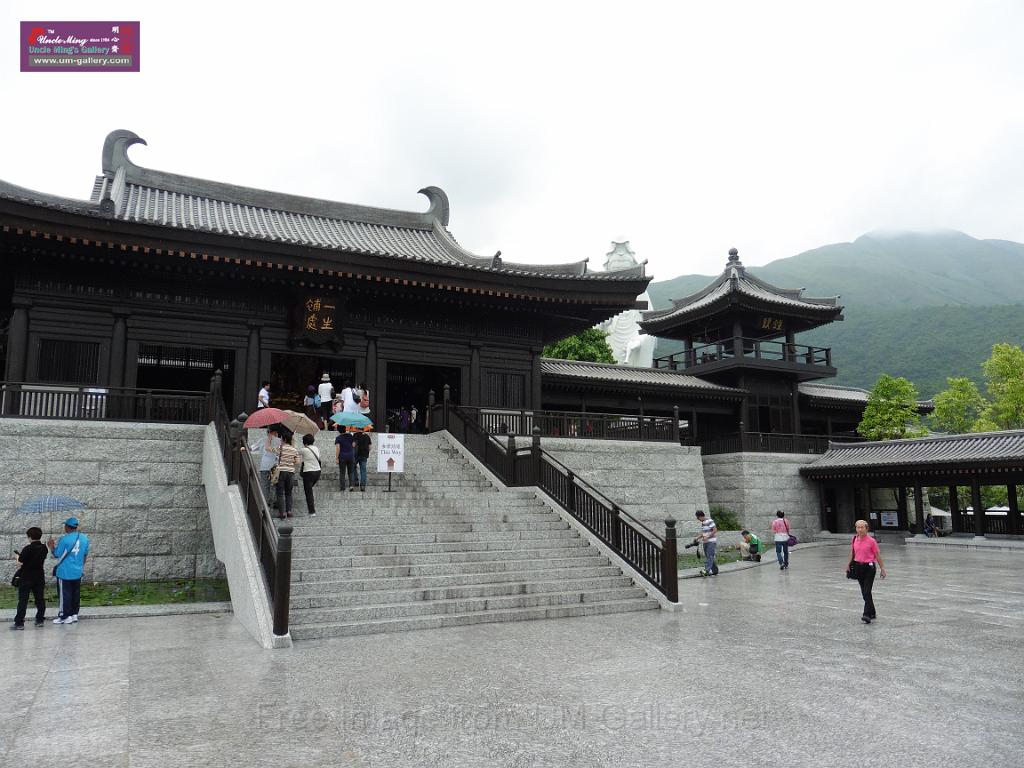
[694,510,718,576]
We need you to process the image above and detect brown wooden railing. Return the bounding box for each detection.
[0,381,208,423]
[208,371,293,637]
[455,406,678,443]
[430,387,678,602]
[654,338,832,371]
[698,432,862,455]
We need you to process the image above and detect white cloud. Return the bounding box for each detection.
[2,0,1023,278]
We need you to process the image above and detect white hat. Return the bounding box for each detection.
[321,373,331,382]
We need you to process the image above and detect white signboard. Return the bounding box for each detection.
[377,433,405,473]
[879,512,899,528]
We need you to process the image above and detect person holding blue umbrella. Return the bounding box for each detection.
[47,517,90,625]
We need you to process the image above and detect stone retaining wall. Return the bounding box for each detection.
[701,453,820,542]
[0,419,221,584]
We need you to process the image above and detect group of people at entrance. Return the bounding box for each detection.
[304,374,370,431]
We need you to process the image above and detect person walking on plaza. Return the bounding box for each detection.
[318,373,335,429]
[353,430,372,492]
[694,510,718,576]
[257,380,271,409]
[300,433,322,516]
[847,519,887,623]
[771,510,792,570]
[335,428,357,491]
[274,430,301,518]
[10,527,48,630]
[48,517,90,625]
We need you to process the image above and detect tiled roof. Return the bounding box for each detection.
[801,430,1024,476]
[3,129,648,283]
[541,358,744,395]
[799,383,871,403]
[640,249,841,330]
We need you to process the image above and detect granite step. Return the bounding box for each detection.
[289,599,660,640]
[293,555,613,581]
[324,538,592,557]
[291,544,599,568]
[291,575,638,608]
[289,587,649,624]
[288,511,557,527]
[292,521,570,537]
[301,529,581,545]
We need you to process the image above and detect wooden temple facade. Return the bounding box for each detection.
[0,130,651,420]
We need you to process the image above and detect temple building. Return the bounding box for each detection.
[0,130,650,421]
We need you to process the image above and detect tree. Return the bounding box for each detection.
[979,343,1024,430]
[857,374,925,440]
[930,377,986,434]
[542,328,616,364]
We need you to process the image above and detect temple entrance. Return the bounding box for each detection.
[136,344,235,397]
[385,362,460,432]
[270,353,356,413]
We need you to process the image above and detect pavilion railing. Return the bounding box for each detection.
[454,406,678,443]
[654,338,832,371]
[698,432,864,456]
[0,381,208,423]
[429,387,678,602]
[208,371,292,637]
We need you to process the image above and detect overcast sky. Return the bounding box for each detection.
[3,1,1023,280]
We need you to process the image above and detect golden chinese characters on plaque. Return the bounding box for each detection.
[299,296,339,343]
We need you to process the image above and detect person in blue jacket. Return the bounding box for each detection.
[47,517,90,625]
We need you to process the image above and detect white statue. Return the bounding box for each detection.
[597,241,656,368]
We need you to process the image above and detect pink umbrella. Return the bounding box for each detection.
[243,408,290,429]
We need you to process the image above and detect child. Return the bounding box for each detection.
[740,529,762,562]
[11,527,48,629]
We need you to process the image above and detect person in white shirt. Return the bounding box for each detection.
[257,381,271,409]
[317,373,334,426]
[694,510,719,576]
[340,381,361,414]
[299,433,322,516]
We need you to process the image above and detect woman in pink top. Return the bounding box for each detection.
[770,510,791,570]
[846,519,888,624]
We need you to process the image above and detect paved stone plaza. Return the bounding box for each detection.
[3,545,1022,768]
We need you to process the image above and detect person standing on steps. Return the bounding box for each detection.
[694,510,718,575]
[771,510,792,570]
[353,430,372,491]
[340,380,361,414]
[847,519,887,624]
[335,428,357,491]
[48,517,90,625]
[274,429,301,518]
[317,373,335,430]
[300,433,322,516]
[257,380,271,409]
[357,383,371,417]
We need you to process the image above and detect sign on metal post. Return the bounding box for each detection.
[377,433,405,492]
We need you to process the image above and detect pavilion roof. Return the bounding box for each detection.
[1,130,647,283]
[640,248,841,334]
[541,358,744,396]
[801,430,1024,478]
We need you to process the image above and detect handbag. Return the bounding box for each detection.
[11,567,21,587]
[269,465,281,486]
[846,537,858,579]
[787,535,798,547]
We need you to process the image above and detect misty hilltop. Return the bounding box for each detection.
[647,230,1024,397]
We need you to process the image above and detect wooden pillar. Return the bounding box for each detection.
[826,414,833,437]
[683,337,693,369]
[732,320,744,359]
[791,382,801,434]
[530,347,542,411]
[108,309,130,388]
[244,321,262,410]
[5,297,31,381]
[1008,483,1020,536]
[949,485,962,533]
[365,331,381,416]
[864,485,874,531]
[971,477,986,537]
[912,482,925,535]
[469,341,482,406]
[896,486,908,531]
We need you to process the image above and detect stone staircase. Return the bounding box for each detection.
[285,433,659,640]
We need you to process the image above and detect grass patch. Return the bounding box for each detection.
[677,545,745,570]
[0,578,230,609]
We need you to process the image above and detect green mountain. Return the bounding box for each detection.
[648,231,1024,397]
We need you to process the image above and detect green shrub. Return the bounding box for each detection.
[710,505,742,531]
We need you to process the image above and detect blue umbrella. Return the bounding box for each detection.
[16,495,87,515]
[330,412,373,430]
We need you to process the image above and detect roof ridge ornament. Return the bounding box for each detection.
[417,186,450,227]
[102,129,146,175]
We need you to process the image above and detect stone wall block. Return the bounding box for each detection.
[98,463,139,484]
[145,508,199,531]
[121,532,173,556]
[144,554,196,580]
[90,556,147,582]
[195,553,226,579]
[147,462,202,485]
[132,441,202,463]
